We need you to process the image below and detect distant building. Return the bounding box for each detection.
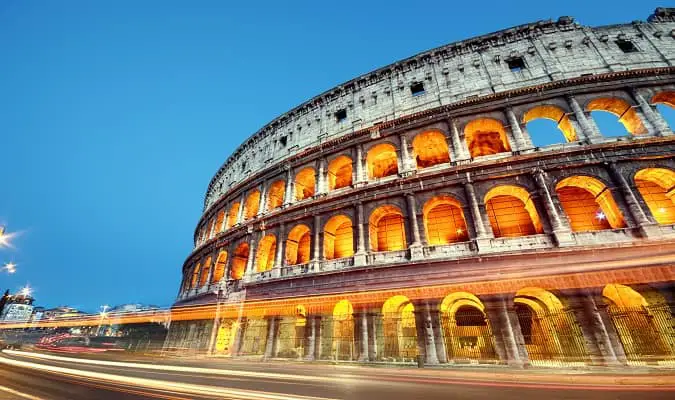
[0,292,34,322]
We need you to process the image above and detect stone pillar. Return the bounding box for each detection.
[399,134,414,173]
[312,215,322,264]
[567,94,601,141]
[354,144,366,184]
[305,316,317,360]
[273,223,285,276]
[354,202,367,266]
[506,107,533,151]
[257,183,267,218]
[632,89,671,136]
[244,236,257,277]
[605,162,660,238]
[405,193,424,260]
[464,178,492,253]
[449,118,470,161]
[231,317,246,356]
[357,312,369,362]
[413,302,440,365]
[532,168,574,245]
[236,193,246,224]
[264,316,277,359]
[314,316,323,360]
[317,158,327,195]
[367,312,378,361]
[429,305,448,363]
[284,169,294,206]
[220,205,229,232]
[484,296,528,367]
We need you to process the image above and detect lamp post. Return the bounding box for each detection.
[97,305,109,336]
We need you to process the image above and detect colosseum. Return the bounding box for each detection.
[164,8,675,367]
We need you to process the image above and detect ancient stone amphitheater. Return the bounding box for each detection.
[165,9,675,367]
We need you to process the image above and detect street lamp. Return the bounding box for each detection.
[0,226,14,247]
[1,262,16,274]
[19,285,31,297]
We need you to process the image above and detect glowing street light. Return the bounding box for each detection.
[596,211,606,221]
[2,262,16,274]
[19,285,31,297]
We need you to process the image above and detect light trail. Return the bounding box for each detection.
[0,352,337,400]
[0,384,46,400]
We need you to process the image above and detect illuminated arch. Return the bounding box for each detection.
[227,202,240,229]
[286,224,311,265]
[215,211,225,234]
[440,292,495,361]
[295,167,316,201]
[266,180,286,211]
[198,256,212,287]
[485,185,543,238]
[382,295,418,360]
[464,118,511,158]
[603,284,648,308]
[556,176,626,231]
[323,215,354,259]
[190,262,201,288]
[586,97,647,135]
[369,205,406,252]
[652,91,675,108]
[423,195,468,245]
[366,143,398,179]
[412,130,450,169]
[328,155,353,191]
[332,300,354,360]
[230,242,249,280]
[243,190,261,220]
[255,234,277,272]
[523,105,578,143]
[212,250,227,283]
[634,168,675,225]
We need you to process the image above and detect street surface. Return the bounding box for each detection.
[0,349,674,399]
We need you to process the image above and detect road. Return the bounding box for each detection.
[0,350,674,400]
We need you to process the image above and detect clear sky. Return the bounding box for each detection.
[0,1,671,312]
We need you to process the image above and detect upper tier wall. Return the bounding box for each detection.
[204,11,675,210]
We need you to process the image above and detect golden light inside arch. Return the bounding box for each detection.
[212,250,227,283]
[286,224,311,265]
[226,202,240,229]
[412,130,450,169]
[198,256,212,287]
[190,262,201,288]
[369,205,406,252]
[464,118,511,158]
[634,168,675,225]
[586,97,647,135]
[602,284,648,308]
[266,180,286,211]
[327,155,353,191]
[555,175,626,231]
[294,167,316,201]
[215,211,225,234]
[423,195,468,245]
[651,91,675,109]
[523,105,578,142]
[381,295,417,359]
[440,292,486,316]
[484,185,543,238]
[231,242,249,280]
[514,287,565,315]
[366,143,398,179]
[255,234,277,272]
[243,190,260,220]
[323,214,354,260]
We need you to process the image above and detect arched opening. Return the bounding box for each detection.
[227,202,240,229]
[198,257,212,287]
[514,287,589,365]
[212,251,227,283]
[382,296,418,360]
[634,168,675,225]
[266,180,286,211]
[652,91,675,130]
[412,130,450,169]
[366,143,398,179]
[295,168,316,201]
[286,224,311,265]
[332,300,354,360]
[327,155,353,190]
[230,242,249,280]
[369,205,406,252]
[323,215,354,260]
[523,105,578,146]
[215,211,225,234]
[255,234,277,272]
[464,118,511,158]
[603,284,674,363]
[587,97,647,136]
[556,176,626,232]
[275,305,307,358]
[485,185,543,238]
[243,190,260,220]
[207,219,216,239]
[423,195,469,245]
[190,263,201,289]
[440,292,496,361]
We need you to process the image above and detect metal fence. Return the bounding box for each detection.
[607,304,675,363]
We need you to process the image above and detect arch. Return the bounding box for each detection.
[366,143,398,179]
[332,300,354,360]
[198,256,212,287]
[440,292,495,361]
[556,176,626,231]
[212,251,227,283]
[652,91,675,109]
[266,180,286,211]
[412,130,450,169]
[215,211,225,234]
[586,97,647,135]
[323,215,354,259]
[255,234,277,272]
[634,168,675,225]
[230,242,249,280]
[485,185,543,238]
[295,167,316,201]
[227,202,240,228]
[327,155,353,190]
[423,195,469,245]
[523,105,578,143]
[369,205,406,252]
[286,224,311,265]
[243,190,261,220]
[464,118,511,158]
[382,295,418,360]
[190,262,201,289]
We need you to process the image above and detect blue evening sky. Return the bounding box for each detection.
[1,1,672,312]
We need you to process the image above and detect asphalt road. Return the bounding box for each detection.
[0,350,674,400]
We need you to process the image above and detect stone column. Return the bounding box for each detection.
[506,107,533,151]
[257,183,267,217]
[273,223,285,277]
[532,168,574,245]
[367,312,378,361]
[354,144,366,184]
[236,193,246,224]
[463,178,492,253]
[305,316,317,360]
[312,214,322,264]
[357,312,369,362]
[449,118,470,161]
[354,202,367,266]
[220,204,229,232]
[264,316,277,359]
[429,304,448,363]
[399,134,414,173]
[405,193,424,260]
[284,169,294,206]
[316,158,327,195]
[632,89,671,136]
[484,296,528,367]
[231,317,247,356]
[567,94,601,141]
[605,162,660,238]
[244,236,257,277]
[413,302,440,365]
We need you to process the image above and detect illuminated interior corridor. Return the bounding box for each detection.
[323,215,354,259]
[485,186,543,238]
[327,156,353,190]
[464,118,511,158]
[286,224,311,265]
[369,205,407,252]
[634,168,675,225]
[423,196,468,245]
[366,143,398,179]
[412,130,450,169]
[556,176,625,232]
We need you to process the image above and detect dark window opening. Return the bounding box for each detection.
[241,162,247,171]
[335,109,347,123]
[616,40,638,53]
[410,82,425,96]
[506,57,526,72]
[279,136,287,147]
